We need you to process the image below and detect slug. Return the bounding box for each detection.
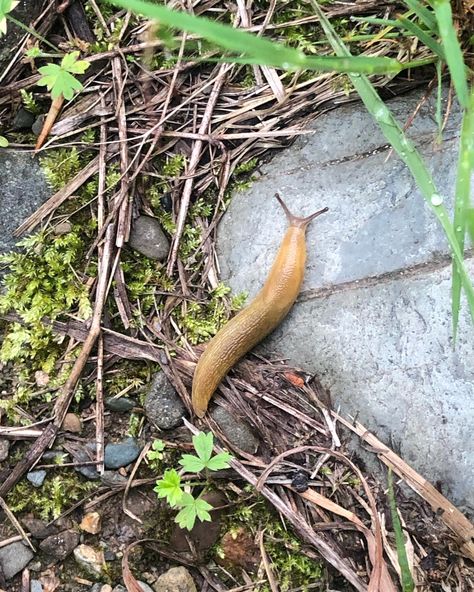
[191,193,328,417]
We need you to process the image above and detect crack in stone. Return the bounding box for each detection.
[298,250,474,302]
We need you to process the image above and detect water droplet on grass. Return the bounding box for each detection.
[430,194,443,206]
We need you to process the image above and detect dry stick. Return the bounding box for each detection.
[182,419,367,592]
[112,56,131,247]
[96,335,105,474]
[166,64,232,275]
[258,531,280,592]
[0,225,115,498]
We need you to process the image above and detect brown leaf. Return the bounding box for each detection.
[284,371,305,388]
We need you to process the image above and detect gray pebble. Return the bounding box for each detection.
[210,406,259,454]
[27,469,47,487]
[0,541,34,579]
[31,114,45,136]
[105,397,135,412]
[39,529,79,560]
[30,580,43,592]
[128,215,170,261]
[144,372,186,430]
[104,438,142,469]
[74,443,100,480]
[13,107,35,130]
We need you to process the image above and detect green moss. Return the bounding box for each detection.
[223,495,323,591]
[7,472,96,521]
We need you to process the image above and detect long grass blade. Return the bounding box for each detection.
[397,16,444,59]
[451,88,474,338]
[310,0,474,326]
[387,470,415,592]
[431,0,469,108]
[108,0,403,74]
[403,0,438,32]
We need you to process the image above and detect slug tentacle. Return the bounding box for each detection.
[191,193,328,418]
[275,192,328,229]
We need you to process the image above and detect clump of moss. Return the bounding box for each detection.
[7,472,96,521]
[220,494,322,592]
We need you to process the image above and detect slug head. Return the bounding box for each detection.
[275,192,328,230]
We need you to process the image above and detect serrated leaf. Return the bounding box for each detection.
[174,493,213,530]
[193,431,213,462]
[178,453,206,473]
[194,497,213,522]
[37,53,88,100]
[206,451,232,471]
[153,469,183,507]
[61,50,89,74]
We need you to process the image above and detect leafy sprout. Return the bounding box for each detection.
[37,51,89,100]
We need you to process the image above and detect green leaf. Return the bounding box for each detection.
[107,0,403,74]
[193,431,214,463]
[206,451,232,471]
[431,0,469,108]
[26,46,41,58]
[178,454,206,473]
[403,0,438,32]
[397,16,444,59]
[451,88,474,338]
[387,470,415,592]
[175,493,212,530]
[153,469,183,507]
[37,52,89,100]
[0,135,8,147]
[0,0,19,36]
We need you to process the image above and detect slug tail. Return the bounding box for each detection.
[275,192,328,230]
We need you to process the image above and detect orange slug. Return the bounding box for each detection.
[191,193,328,417]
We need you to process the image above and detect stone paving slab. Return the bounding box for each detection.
[0,151,50,254]
[217,90,474,513]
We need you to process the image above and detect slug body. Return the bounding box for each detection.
[192,194,328,417]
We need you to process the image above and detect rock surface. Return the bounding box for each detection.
[153,567,197,592]
[144,372,186,430]
[0,438,10,461]
[128,215,170,261]
[39,529,80,560]
[104,437,142,469]
[0,151,50,256]
[80,511,101,534]
[0,541,34,579]
[217,90,474,513]
[26,469,47,487]
[105,396,135,412]
[210,406,259,454]
[73,544,105,577]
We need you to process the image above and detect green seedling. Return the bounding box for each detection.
[153,431,232,530]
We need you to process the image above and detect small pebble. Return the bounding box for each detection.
[80,512,101,534]
[104,437,142,469]
[34,370,50,387]
[144,372,186,430]
[27,469,47,488]
[32,114,45,136]
[13,107,36,130]
[154,567,197,592]
[210,406,259,454]
[100,470,127,487]
[0,541,34,580]
[105,397,135,412]
[103,549,116,562]
[74,443,100,480]
[61,412,82,433]
[39,530,79,560]
[73,544,105,577]
[30,580,43,592]
[128,215,170,261]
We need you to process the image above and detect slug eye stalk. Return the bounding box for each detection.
[275,192,328,230]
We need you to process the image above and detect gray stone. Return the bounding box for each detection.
[128,215,170,261]
[31,580,43,592]
[100,470,128,487]
[13,107,35,130]
[32,115,45,136]
[0,438,9,461]
[74,442,100,480]
[111,586,126,592]
[0,541,34,579]
[153,567,197,592]
[210,406,259,454]
[144,372,186,430]
[0,151,50,255]
[217,90,474,512]
[105,396,135,412]
[104,437,142,469]
[39,529,80,560]
[137,583,154,592]
[27,469,47,487]
[21,517,56,539]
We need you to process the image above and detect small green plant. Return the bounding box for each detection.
[0,135,8,147]
[0,0,18,36]
[37,51,89,100]
[152,432,232,530]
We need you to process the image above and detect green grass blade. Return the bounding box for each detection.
[403,0,438,32]
[431,0,469,108]
[387,470,415,592]
[350,16,400,27]
[451,88,474,338]
[108,0,403,74]
[435,61,443,141]
[311,0,474,326]
[397,16,445,59]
